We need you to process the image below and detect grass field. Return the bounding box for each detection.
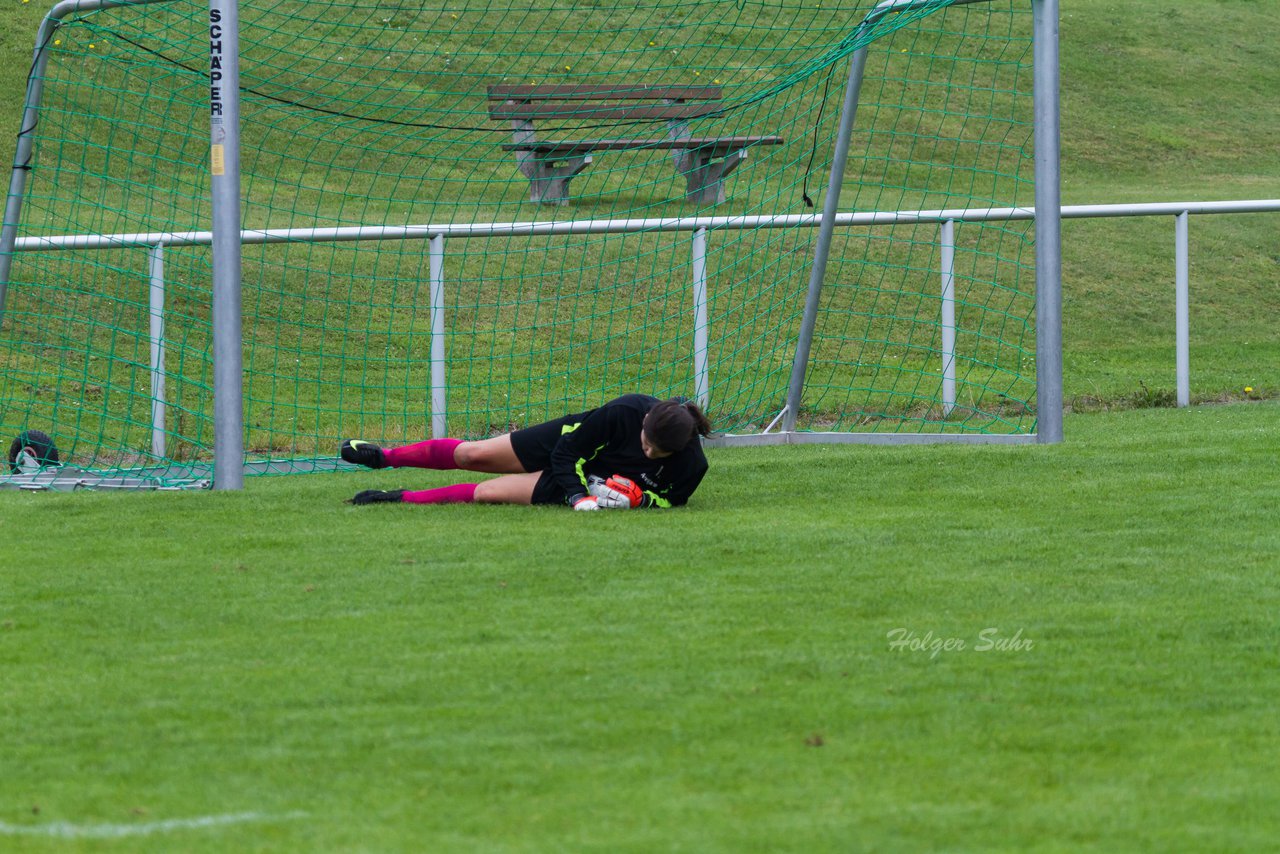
[2,402,1278,851]
[1,0,1278,850]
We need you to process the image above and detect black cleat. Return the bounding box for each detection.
[341,439,387,469]
[348,489,406,506]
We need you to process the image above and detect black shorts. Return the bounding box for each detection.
[509,412,587,506]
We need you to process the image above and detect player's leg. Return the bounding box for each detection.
[472,471,540,505]
[398,471,540,504]
[343,409,579,474]
[453,435,527,474]
[444,417,572,474]
[350,472,540,506]
[342,434,526,473]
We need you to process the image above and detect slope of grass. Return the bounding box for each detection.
[1053,2,1280,406]
[2,0,1276,427]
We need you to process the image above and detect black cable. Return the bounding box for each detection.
[13,25,62,170]
[800,64,836,209]
[107,29,742,135]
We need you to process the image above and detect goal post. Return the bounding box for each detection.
[208,0,244,490]
[0,0,1060,491]
[762,0,1062,446]
[1032,0,1063,444]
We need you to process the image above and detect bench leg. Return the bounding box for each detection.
[516,151,592,205]
[674,149,747,205]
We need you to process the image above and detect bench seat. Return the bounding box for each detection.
[501,136,784,157]
[487,84,783,205]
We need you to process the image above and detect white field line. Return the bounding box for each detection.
[0,811,307,839]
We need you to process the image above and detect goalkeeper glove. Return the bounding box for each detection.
[587,474,644,509]
[569,493,600,511]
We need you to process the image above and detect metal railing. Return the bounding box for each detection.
[8,197,1278,457]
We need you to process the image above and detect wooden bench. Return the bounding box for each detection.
[487,84,783,205]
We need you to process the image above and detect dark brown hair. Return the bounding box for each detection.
[643,398,712,452]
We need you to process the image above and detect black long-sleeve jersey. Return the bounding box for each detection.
[542,394,708,508]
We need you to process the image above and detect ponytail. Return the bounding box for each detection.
[682,400,713,438]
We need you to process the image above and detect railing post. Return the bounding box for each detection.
[940,219,957,417]
[1175,210,1190,407]
[691,227,710,410]
[428,233,447,438]
[148,243,166,458]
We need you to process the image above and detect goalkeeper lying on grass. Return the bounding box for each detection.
[341,394,710,510]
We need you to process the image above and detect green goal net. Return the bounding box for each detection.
[0,0,1036,487]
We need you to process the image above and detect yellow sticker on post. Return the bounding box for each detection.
[211,144,225,176]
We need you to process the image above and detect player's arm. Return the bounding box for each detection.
[589,461,707,509]
[549,406,622,508]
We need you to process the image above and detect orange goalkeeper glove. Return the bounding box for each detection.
[588,474,645,509]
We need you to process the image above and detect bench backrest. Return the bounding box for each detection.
[487,84,724,123]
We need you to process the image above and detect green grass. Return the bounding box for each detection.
[0,5,1276,846]
[1,403,1278,851]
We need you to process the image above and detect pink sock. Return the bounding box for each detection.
[384,438,462,469]
[401,483,477,505]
